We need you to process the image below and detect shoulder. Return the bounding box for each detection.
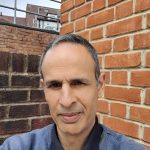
[0,124,54,150]
[100,125,147,150]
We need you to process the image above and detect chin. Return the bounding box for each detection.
[58,122,85,136]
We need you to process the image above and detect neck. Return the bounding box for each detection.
[57,121,95,150]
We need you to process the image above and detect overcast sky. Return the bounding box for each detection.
[0,0,61,17]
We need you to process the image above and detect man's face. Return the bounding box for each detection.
[41,42,100,136]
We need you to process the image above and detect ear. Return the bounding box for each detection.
[97,73,105,97]
[40,78,45,88]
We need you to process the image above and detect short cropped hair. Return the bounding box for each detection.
[39,34,100,82]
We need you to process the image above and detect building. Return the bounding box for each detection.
[26,4,60,31]
[0,15,26,26]
[0,4,60,32]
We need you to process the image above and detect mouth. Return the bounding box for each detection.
[59,112,82,124]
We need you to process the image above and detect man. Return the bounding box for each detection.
[0,34,146,150]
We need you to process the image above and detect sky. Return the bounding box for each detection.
[0,0,61,17]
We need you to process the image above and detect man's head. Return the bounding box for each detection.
[40,34,103,138]
[39,34,100,83]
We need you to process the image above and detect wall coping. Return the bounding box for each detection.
[0,21,59,35]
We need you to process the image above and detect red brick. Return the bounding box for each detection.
[60,23,74,35]
[134,32,150,49]
[71,3,91,21]
[40,103,50,115]
[136,0,150,12]
[104,71,110,84]
[87,8,114,28]
[106,16,142,37]
[92,40,112,54]
[147,13,150,27]
[75,0,85,6]
[98,56,103,69]
[112,71,127,85]
[61,0,74,13]
[0,120,30,135]
[103,116,139,138]
[104,86,141,103]
[30,90,45,102]
[0,75,9,87]
[90,27,103,40]
[105,52,141,68]
[31,117,53,130]
[12,53,25,72]
[108,0,122,6]
[0,25,59,140]
[0,90,28,103]
[145,51,150,67]
[110,103,126,118]
[75,18,85,32]
[93,0,105,12]
[131,71,150,87]
[11,75,40,88]
[0,52,9,71]
[0,106,7,119]
[61,13,69,24]
[0,26,56,56]
[113,36,129,52]
[116,1,133,19]
[145,89,150,105]
[130,106,150,124]
[143,127,150,143]
[97,100,109,114]
[78,30,90,41]
[9,104,40,118]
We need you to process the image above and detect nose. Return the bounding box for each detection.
[59,83,76,107]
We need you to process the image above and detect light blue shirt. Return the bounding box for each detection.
[0,120,147,150]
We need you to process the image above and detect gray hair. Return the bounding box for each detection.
[39,34,100,82]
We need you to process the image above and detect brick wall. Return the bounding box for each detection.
[60,0,150,148]
[0,23,58,55]
[0,24,58,143]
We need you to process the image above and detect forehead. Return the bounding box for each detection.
[49,42,90,57]
[41,42,95,78]
[43,42,94,65]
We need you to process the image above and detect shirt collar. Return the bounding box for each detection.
[51,118,103,150]
[83,118,103,150]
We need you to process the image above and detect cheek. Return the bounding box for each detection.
[44,90,58,111]
[79,90,98,110]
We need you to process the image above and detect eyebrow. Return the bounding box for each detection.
[45,80,62,87]
[69,78,90,84]
[45,78,90,85]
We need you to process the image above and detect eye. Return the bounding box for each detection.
[70,79,86,87]
[46,81,62,90]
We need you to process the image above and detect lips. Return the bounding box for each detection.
[59,112,81,124]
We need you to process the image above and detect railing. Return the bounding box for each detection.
[0,0,60,32]
[50,0,61,3]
